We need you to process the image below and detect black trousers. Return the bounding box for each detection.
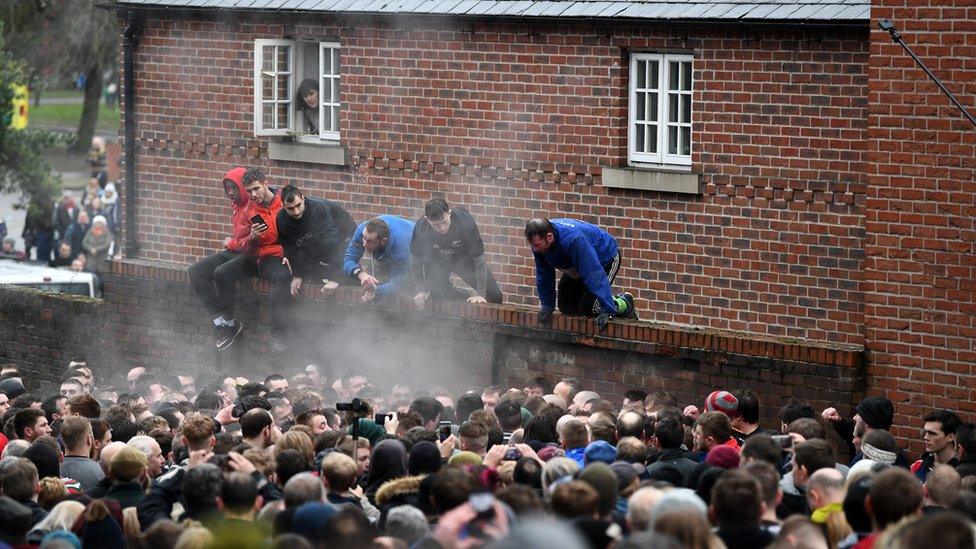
[425,256,503,303]
[198,252,292,331]
[556,251,621,316]
[188,249,241,317]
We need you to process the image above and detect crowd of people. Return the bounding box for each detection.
[0,361,969,548]
[189,167,638,353]
[1,137,118,271]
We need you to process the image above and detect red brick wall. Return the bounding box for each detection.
[124,14,869,345]
[866,0,976,451]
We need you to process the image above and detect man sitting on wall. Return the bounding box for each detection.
[524,217,637,331]
[206,168,290,352]
[186,167,251,351]
[275,184,357,298]
[410,198,502,310]
[342,215,415,303]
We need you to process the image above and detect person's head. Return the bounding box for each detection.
[901,512,975,549]
[283,472,324,508]
[409,397,443,430]
[65,394,100,419]
[524,218,556,254]
[867,468,923,530]
[297,79,318,109]
[76,209,90,226]
[321,451,358,494]
[731,389,760,426]
[652,417,684,450]
[924,464,961,508]
[90,215,107,235]
[243,168,272,205]
[181,413,216,451]
[57,242,72,258]
[957,422,976,459]
[14,408,50,442]
[923,409,962,455]
[61,416,94,455]
[779,401,815,432]
[806,467,845,511]
[740,434,782,467]
[616,437,648,465]
[281,185,306,220]
[550,480,600,519]
[241,408,275,447]
[855,397,894,432]
[454,392,484,424]
[458,421,488,456]
[128,435,165,478]
[559,419,588,450]
[423,199,452,234]
[295,410,329,435]
[494,399,522,432]
[710,469,764,528]
[693,412,731,451]
[541,457,580,492]
[480,386,502,410]
[264,374,289,393]
[362,217,391,253]
[1,458,39,503]
[743,461,781,514]
[217,472,262,517]
[652,510,715,549]
[792,439,835,488]
[553,378,581,405]
[788,417,827,442]
[429,465,478,514]
[60,379,85,399]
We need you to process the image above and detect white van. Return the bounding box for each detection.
[0,259,100,298]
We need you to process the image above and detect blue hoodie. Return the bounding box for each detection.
[533,218,619,313]
[343,215,415,297]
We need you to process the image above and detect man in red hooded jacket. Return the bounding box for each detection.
[209,168,291,352]
[187,167,252,350]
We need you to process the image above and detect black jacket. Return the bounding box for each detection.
[276,197,356,278]
[955,454,976,478]
[410,207,488,292]
[645,448,698,488]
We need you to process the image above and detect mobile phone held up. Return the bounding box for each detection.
[250,214,265,226]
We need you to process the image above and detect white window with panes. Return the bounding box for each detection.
[628,53,693,168]
[253,39,341,142]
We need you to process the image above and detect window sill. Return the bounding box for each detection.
[268,140,347,166]
[602,165,701,194]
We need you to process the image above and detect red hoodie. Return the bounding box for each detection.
[223,167,252,253]
[243,188,284,260]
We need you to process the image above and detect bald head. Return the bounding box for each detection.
[100,441,127,474]
[627,486,666,532]
[925,464,962,508]
[807,467,846,509]
[573,391,600,408]
[284,472,324,508]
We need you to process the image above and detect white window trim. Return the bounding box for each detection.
[318,41,341,142]
[628,52,693,169]
[254,39,342,143]
[253,39,294,137]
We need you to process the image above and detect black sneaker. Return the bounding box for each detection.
[216,321,243,351]
[619,292,639,320]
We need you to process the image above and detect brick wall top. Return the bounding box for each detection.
[111,259,865,368]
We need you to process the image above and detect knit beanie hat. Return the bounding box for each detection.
[609,461,639,492]
[704,391,738,417]
[109,446,147,482]
[705,445,741,469]
[579,462,618,517]
[856,397,894,430]
[537,446,564,462]
[351,418,387,448]
[447,451,482,467]
[292,502,338,544]
[408,441,441,476]
[584,440,617,466]
[0,378,25,399]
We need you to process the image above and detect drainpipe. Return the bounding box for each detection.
[121,10,143,257]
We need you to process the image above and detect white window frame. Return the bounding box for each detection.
[254,39,342,142]
[628,53,693,169]
[317,42,341,142]
[253,39,295,137]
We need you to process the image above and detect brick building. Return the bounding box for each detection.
[29,0,961,449]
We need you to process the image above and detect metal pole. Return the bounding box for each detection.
[878,19,976,129]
